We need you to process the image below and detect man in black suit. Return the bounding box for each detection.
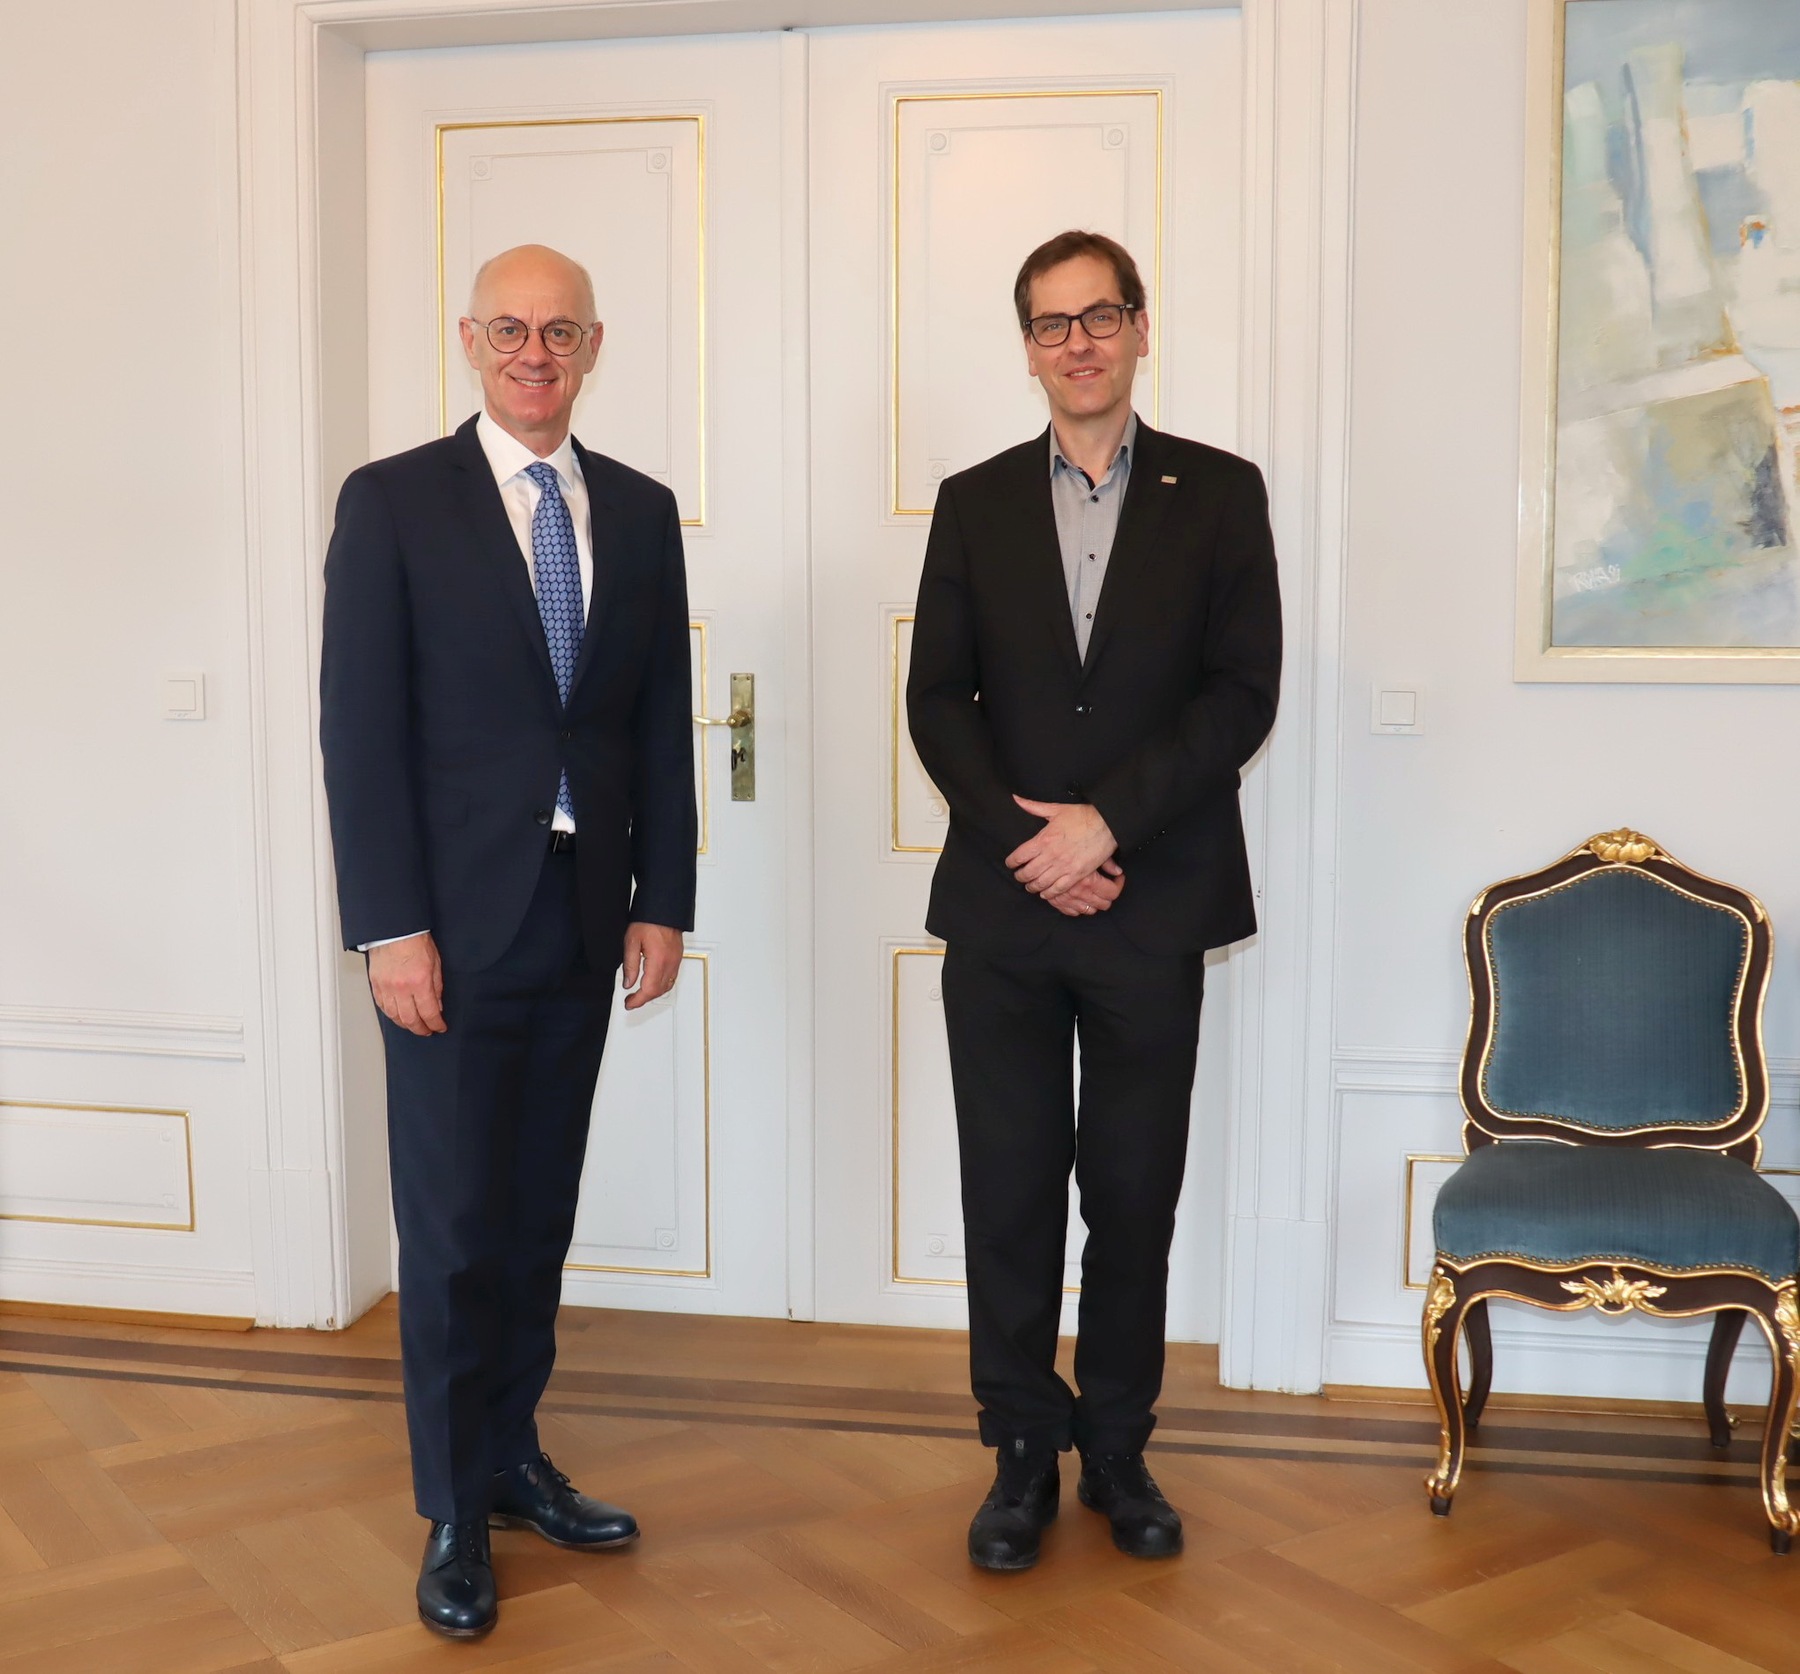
[320,243,695,1637]
[907,230,1281,1571]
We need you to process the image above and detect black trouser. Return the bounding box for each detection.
[941,920,1205,1458]
[379,846,613,1523]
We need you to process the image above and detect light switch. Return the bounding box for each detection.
[162,672,206,721]
[1371,682,1423,734]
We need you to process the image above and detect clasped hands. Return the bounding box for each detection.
[1006,796,1124,917]
[367,921,684,1037]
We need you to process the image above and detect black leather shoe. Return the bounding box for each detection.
[489,1453,639,1551]
[967,1444,1060,1571]
[417,1519,497,1639]
[1077,1452,1183,1558]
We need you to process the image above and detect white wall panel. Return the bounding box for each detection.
[0,0,260,1318]
[0,1102,193,1231]
[567,951,711,1277]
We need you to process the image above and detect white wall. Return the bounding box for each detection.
[0,0,262,1315]
[1327,1,1800,1400]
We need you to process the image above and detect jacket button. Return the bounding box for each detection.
[559,729,572,742]
[533,809,551,826]
[1075,703,1088,714]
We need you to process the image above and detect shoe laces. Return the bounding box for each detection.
[433,1519,487,1566]
[532,1452,574,1493]
[1090,1452,1158,1497]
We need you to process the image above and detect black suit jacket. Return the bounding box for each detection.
[320,416,697,972]
[906,422,1281,955]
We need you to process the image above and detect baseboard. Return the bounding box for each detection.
[1324,1382,1721,1423]
[0,1256,258,1322]
[0,1298,253,1332]
[1327,1315,1777,1407]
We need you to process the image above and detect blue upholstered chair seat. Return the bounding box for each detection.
[1434,1141,1799,1282]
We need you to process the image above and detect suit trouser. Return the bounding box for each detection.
[378,846,613,1523]
[940,919,1205,1458]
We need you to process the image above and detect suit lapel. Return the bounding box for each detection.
[1081,421,1177,674]
[1012,430,1083,677]
[447,418,557,691]
[569,440,621,697]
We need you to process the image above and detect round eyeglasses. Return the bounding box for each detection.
[1025,303,1136,348]
[471,317,590,356]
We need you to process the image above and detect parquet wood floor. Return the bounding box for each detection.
[3,1299,1799,1671]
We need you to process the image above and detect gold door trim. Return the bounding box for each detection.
[435,113,708,527]
[0,1100,195,1233]
[691,618,710,856]
[564,949,712,1278]
[890,87,1165,517]
[1402,1153,1463,1291]
[890,613,943,855]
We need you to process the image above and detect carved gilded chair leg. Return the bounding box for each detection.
[1758,1284,1800,1555]
[1704,1309,1746,1451]
[1422,1267,1469,1515]
[1462,1299,1493,1433]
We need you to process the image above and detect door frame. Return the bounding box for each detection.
[234,0,1356,1394]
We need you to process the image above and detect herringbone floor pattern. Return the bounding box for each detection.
[2,1300,1799,1670]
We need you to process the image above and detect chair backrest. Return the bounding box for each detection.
[1460,829,1771,1157]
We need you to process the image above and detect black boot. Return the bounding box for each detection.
[416,1519,497,1638]
[1077,1451,1183,1557]
[489,1452,639,1551]
[967,1442,1060,1571]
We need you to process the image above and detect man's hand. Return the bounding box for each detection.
[1045,859,1126,917]
[1006,796,1118,900]
[623,922,684,1011]
[368,932,446,1036]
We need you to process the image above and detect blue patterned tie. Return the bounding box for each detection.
[525,461,583,819]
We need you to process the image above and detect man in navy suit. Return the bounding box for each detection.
[320,243,695,1638]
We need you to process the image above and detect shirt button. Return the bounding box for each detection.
[559,729,572,742]
[1075,704,1088,714]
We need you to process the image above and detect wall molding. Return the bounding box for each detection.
[1332,1044,1800,1108]
[0,1005,246,1063]
[1217,0,1360,1396]
[0,1254,258,1320]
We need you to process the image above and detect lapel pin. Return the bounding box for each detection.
[1161,474,1178,485]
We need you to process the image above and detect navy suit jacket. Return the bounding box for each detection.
[907,422,1281,955]
[320,415,697,972]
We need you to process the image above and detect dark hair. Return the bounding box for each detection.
[1012,230,1146,331]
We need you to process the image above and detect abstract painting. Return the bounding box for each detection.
[1524,0,1800,675]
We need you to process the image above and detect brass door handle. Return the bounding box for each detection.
[691,673,755,800]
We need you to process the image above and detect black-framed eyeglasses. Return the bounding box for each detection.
[1025,302,1136,348]
[470,316,591,356]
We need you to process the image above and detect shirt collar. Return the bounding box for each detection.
[1050,410,1138,485]
[476,409,580,496]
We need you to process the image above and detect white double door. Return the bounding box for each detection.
[362,10,1243,1333]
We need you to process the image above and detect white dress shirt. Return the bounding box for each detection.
[360,414,596,951]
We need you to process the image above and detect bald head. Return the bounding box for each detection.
[468,244,596,323]
[459,243,603,454]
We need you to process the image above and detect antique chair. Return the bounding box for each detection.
[1422,829,1800,1550]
